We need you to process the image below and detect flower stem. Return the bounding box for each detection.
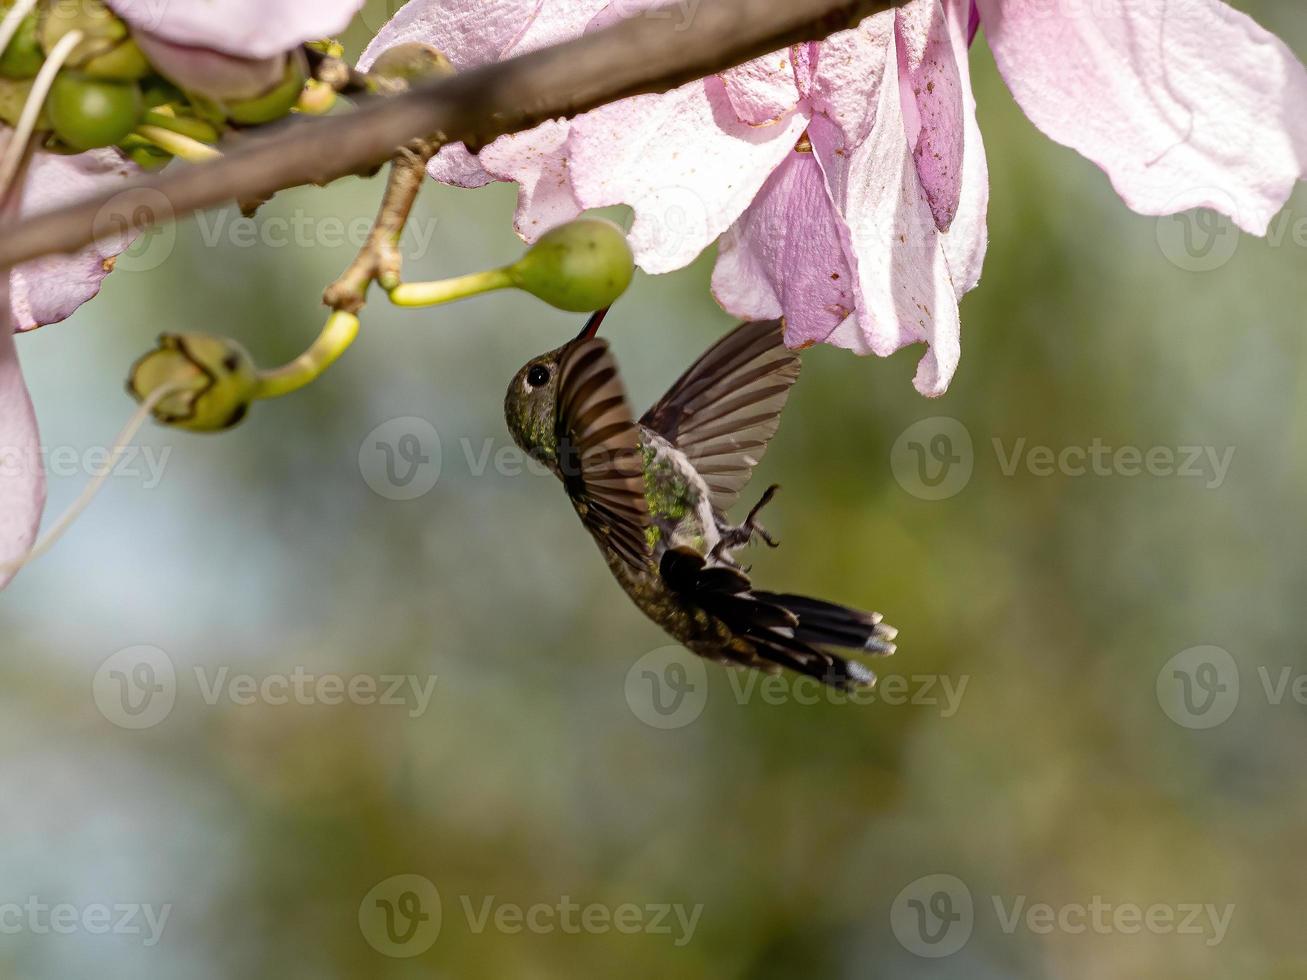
[0,28,82,197]
[255,310,361,399]
[134,125,223,164]
[388,267,516,308]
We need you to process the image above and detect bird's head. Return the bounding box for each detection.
[504,308,609,470]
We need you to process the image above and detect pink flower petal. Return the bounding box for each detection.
[0,281,44,590]
[133,31,285,102]
[107,0,364,60]
[359,0,541,71]
[368,0,609,198]
[720,52,803,126]
[6,146,137,334]
[939,0,989,294]
[809,13,962,397]
[570,77,809,273]
[976,0,1307,235]
[809,17,896,145]
[896,0,965,231]
[712,149,855,347]
[479,121,582,241]
[428,144,495,189]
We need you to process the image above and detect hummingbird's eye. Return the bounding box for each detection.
[527,365,551,388]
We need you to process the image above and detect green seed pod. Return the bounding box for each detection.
[46,72,142,150]
[128,333,261,432]
[225,50,306,125]
[366,43,454,93]
[508,219,636,313]
[0,10,43,79]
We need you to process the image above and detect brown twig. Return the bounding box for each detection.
[322,137,439,314]
[0,0,896,273]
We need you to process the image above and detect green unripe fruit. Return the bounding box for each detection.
[0,11,43,79]
[509,219,636,313]
[47,72,142,150]
[225,51,306,125]
[128,333,261,432]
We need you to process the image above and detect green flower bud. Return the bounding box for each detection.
[225,50,306,125]
[47,72,142,150]
[366,43,454,93]
[39,0,145,78]
[508,219,636,313]
[142,107,219,143]
[0,77,44,128]
[0,9,42,79]
[128,333,261,432]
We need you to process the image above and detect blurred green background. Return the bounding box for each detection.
[3,2,1306,977]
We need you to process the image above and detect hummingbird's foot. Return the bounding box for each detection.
[714,484,782,562]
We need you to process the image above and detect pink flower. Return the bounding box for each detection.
[365,0,1307,396]
[0,0,367,584]
[0,278,42,588]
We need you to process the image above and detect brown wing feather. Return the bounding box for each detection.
[640,320,800,512]
[556,340,652,571]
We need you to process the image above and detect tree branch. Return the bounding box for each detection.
[0,0,896,273]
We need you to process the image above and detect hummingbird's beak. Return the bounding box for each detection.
[577,307,610,342]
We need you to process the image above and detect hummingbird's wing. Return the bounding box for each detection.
[640,320,800,514]
[556,339,652,572]
[659,547,895,690]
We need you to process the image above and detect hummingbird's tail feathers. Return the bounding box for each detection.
[753,593,899,656]
[660,547,894,691]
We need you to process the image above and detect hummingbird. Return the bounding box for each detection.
[504,311,898,689]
